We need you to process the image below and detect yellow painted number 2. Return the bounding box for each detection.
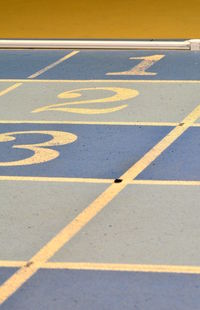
[32,87,139,114]
[0,131,77,166]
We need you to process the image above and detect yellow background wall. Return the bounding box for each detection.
[1,0,200,39]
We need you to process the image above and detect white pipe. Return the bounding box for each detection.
[0,39,192,50]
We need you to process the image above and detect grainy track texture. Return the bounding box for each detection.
[0,49,200,309]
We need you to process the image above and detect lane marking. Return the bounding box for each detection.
[1,79,200,83]
[0,176,113,184]
[2,260,200,275]
[28,51,79,79]
[0,120,177,126]
[0,83,22,96]
[0,52,79,97]
[1,104,200,304]
[121,104,200,182]
[0,119,200,127]
[42,262,200,275]
[0,176,200,186]
[131,180,200,186]
[0,183,127,304]
[0,261,25,268]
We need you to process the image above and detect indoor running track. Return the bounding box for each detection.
[0,49,200,309]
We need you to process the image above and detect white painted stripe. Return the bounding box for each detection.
[28,51,79,79]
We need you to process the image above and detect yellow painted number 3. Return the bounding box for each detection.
[0,131,77,166]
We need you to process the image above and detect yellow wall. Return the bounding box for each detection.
[1,0,200,39]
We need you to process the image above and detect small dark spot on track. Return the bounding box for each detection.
[114,179,123,183]
[25,261,33,267]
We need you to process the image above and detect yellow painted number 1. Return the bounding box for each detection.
[107,55,165,76]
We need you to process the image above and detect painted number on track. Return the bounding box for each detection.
[0,130,77,166]
[32,87,139,115]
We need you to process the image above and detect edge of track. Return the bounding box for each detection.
[0,39,200,50]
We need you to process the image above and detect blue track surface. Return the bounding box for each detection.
[0,50,200,80]
[1,49,200,309]
[137,127,200,180]
[2,269,200,310]
[0,124,171,178]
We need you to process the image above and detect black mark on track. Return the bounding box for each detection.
[114,179,123,183]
